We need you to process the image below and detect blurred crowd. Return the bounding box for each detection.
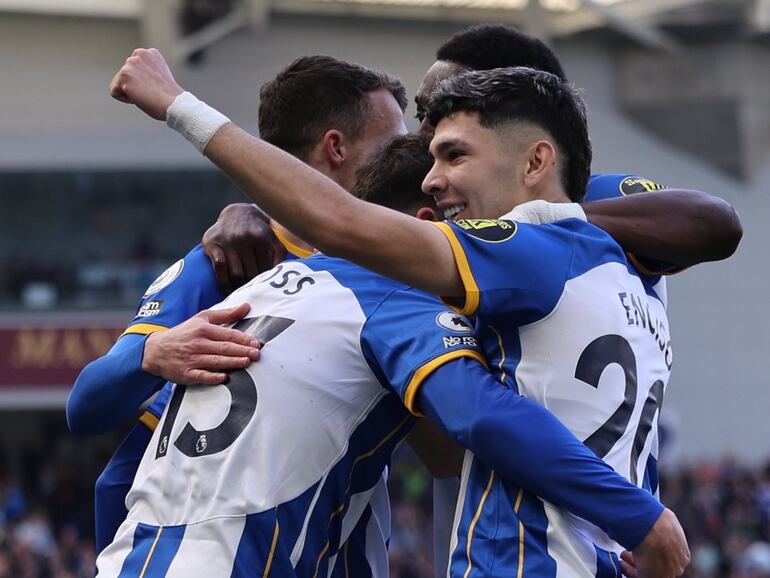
[387,452,770,578]
[2,435,770,578]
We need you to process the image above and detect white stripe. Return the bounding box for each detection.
[543,502,600,578]
[95,520,138,578]
[364,478,391,578]
[289,389,389,566]
[165,517,246,578]
[446,450,473,578]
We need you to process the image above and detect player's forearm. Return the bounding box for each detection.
[418,359,664,549]
[584,189,742,267]
[204,124,462,296]
[67,335,164,436]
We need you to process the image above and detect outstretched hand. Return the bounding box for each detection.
[110,48,182,120]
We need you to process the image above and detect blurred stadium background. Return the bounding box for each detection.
[0,0,768,576]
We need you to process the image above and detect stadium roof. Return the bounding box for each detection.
[0,0,760,54]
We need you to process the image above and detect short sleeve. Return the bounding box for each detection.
[120,245,224,338]
[360,288,486,416]
[428,219,574,323]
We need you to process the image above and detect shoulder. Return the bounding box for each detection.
[301,254,410,318]
[586,173,666,202]
[142,245,218,300]
[122,245,223,337]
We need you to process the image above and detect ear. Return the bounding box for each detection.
[321,129,346,169]
[523,140,557,188]
[415,206,438,221]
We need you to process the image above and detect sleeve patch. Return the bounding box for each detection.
[619,177,666,195]
[144,259,185,297]
[453,219,517,243]
[435,311,474,333]
[137,300,164,318]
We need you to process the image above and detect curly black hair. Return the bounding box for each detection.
[437,24,567,81]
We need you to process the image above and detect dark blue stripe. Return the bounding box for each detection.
[330,507,374,578]
[294,394,411,577]
[516,492,556,578]
[594,546,622,578]
[644,454,659,495]
[143,525,185,577]
[117,524,157,578]
[231,509,295,578]
[117,523,184,578]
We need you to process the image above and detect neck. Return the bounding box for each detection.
[530,176,571,204]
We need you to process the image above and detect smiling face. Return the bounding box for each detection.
[422,111,536,221]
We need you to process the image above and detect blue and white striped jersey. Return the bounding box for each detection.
[429,216,671,578]
[95,255,482,578]
[430,173,671,578]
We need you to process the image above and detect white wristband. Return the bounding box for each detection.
[166,91,230,153]
[501,200,587,225]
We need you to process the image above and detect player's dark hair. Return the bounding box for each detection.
[426,67,590,202]
[259,56,408,160]
[437,24,567,81]
[352,133,435,215]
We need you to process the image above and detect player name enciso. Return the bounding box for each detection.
[617,291,672,370]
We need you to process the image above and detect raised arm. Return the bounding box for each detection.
[110,49,463,297]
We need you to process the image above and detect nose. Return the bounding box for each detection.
[422,163,446,197]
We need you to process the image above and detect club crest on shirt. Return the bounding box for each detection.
[144,259,185,297]
[619,177,666,195]
[453,219,517,243]
[436,311,474,334]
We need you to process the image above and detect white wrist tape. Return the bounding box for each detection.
[166,91,230,153]
[501,200,587,225]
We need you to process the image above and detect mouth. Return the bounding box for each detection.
[442,203,467,221]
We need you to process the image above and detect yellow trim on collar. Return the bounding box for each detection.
[271,223,316,259]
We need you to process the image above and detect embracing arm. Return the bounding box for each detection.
[67,304,260,436]
[583,190,742,268]
[67,334,164,436]
[417,358,689,575]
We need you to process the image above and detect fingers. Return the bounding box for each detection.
[199,303,251,325]
[620,551,638,578]
[204,325,262,352]
[207,243,233,295]
[205,339,261,361]
[183,368,228,385]
[224,246,247,289]
[238,245,260,284]
[193,354,253,370]
[620,560,638,578]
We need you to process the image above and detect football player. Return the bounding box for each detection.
[91,133,679,578]
[109,51,738,577]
